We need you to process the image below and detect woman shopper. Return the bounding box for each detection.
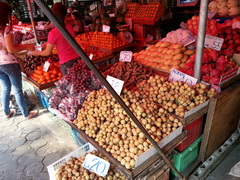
[33,2,80,76]
[0,2,38,119]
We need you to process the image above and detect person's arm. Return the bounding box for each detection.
[33,43,54,56]
[5,33,34,53]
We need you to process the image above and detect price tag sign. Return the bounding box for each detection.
[83,154,110,177]
[180,22,188,30]
[207,12,216,20]
[179,35,195,46]
[238,67,240,74]
[204,34,224,51]
[169,69,198,86]
[43,61,50,72]
[119,51,132,62]
[102,25,110,32]
[106,75,124,95]
[109,14,115,17]
[89,54,94,60]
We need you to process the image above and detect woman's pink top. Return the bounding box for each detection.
[48,24,79,64]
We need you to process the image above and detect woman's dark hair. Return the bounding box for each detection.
[0,2,12,35]
[51,2,67,24]
[71,11,80,19]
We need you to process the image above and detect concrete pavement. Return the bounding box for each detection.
[0,104,78,180]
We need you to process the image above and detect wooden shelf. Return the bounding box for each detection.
[67,122,187,179]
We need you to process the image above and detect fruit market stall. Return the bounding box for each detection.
[32,0,240,179]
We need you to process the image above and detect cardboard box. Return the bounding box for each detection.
[47,143,96,180]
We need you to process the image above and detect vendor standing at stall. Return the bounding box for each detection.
[33,2,80,75]
[71,10,84,35]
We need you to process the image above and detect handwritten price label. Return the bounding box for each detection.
[169,69,198,86]
[207,12,216,20]
[83,154,110,177]
[43,61,50,72]
[119,51,132,62]
[106,75,124,95]
[204,34,224,51]
[109,14,115,17]
[89,54,94,60]
[102,25,110,32]
[179,35,195,46]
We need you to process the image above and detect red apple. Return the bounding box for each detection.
[235,39,240,45]
[225,27,232,34]
[228,39,234,44]
[236,46,240,52]
[226,34,233,40]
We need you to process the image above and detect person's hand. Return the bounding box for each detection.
[26,44,35,51]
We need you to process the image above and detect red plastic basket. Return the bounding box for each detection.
[176,116,203,151]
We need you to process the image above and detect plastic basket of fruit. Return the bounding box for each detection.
[172,136,202,176]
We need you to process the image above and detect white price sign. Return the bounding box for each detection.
[204,34,224,51]
[83,154,110,177]
[90,4,96,11]
[102,25,110,32]
[89,54,94,60]
[109,14,115,17]
[179,35,195,46]
[106,75,124,95]
[169,69,198,86]
[180,22,188,30]
[207,12,216,20]
[43,61,50,72]
[119,51,132,62]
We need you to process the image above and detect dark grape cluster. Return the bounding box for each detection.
[18,54,59,73]
[49,60,103,120]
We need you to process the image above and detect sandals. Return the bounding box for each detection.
[5,110,15,119]
[26,110,39,120]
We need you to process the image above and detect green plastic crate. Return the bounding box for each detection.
[172,136,202,176]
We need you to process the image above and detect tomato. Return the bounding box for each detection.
[50,74,57,79]
[37,66,43,70]
[43,72,50,76]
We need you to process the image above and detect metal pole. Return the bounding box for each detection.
[26,0,39,45]
[194,0,209,81]
[34,0,185,179]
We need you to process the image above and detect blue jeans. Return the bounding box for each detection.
[0,63,29,117]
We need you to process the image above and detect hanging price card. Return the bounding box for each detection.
[83,154,110,177]
[169,69,198,86]
[106,75,124,95]
[43,61,50,72]
[102,25,110,32]
[179,35,195,46]
[119,51,132,62]
[207,12,216,20]
[204,34,224,51]
[89,54,94,60]
[109,14,115,17]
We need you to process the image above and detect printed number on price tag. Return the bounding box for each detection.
[119,51,132,62]
[204,34,224,51]
[102,25,110,32]
[83,154,110,177]
[179,35,195,46]
[106,75,124,95]
[43,61,50,72]
[169,69,198,86]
